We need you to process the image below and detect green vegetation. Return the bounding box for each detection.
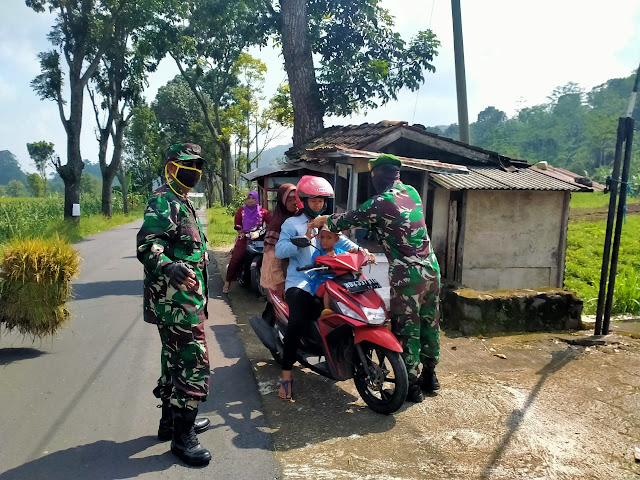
[430,74,640,185]
[0,195,144,246]
[570,191,639,209]
[206,207,237,248]
[565,215,640,315]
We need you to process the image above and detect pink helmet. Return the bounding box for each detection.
[295,175,334,204]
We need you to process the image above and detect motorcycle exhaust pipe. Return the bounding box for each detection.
[249,315,277,352]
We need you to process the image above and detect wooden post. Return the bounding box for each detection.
[454,191,467,283]
[556,191,571,287]
[446,200,458,281]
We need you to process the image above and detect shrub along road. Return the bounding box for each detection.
[0,215,280,480]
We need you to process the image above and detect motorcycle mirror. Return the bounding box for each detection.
[291,236,311,248]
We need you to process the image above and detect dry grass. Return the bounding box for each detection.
[0,237,80,338]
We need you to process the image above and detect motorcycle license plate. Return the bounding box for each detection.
[343,279,382,293]
[252,241,264,248]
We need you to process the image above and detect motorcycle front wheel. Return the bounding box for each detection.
[353,342,408,415]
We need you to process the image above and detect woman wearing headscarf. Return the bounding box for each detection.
[223,191,269,293]
[260,184,299,296]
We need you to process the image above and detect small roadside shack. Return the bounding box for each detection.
[245,121,598,294]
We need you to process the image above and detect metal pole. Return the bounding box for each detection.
[451,0,470,144]
[594,117,625,335]
[603,117,635,334]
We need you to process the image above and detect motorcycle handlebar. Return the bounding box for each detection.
[296,263,317,271]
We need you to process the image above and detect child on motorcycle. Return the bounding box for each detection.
[307,226,346,316]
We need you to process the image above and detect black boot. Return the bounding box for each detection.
[406,383,424,403]
[158,401,211,441]
[421,365,440,393]
[171,407,212,466]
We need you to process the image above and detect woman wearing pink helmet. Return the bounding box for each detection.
[274,175,359,400]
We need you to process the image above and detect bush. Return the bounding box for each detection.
[0,237,80,337]
[225,185,250,215]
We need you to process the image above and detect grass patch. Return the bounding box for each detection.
[206,206,237,248]
[565,215,640,315]
[570,191,639,209]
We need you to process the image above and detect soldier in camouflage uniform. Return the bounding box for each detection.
[136,143,212,466]
[311,154,441,403]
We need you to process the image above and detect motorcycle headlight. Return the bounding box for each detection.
[336,302,365,322]
[361,306,386,325]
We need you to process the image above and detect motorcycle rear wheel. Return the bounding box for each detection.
[353,343,408,415]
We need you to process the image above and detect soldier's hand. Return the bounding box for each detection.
[164,262,196,290]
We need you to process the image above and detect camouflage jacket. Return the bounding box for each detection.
[136,183,209,325]
[327,181,440,287]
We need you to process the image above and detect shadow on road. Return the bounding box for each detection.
[481,346,583,479]
[72,280,142,300]
[0,436,177,480]
[0,347,47,366]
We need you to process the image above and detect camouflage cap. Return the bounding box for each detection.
[166,143,205,163]
[368,153,402,171]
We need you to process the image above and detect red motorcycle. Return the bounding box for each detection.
[249,236,408,414]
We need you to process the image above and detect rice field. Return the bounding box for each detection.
[0,194,145,246]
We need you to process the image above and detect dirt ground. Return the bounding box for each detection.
[212,248,640,480]
[569,203,640,223]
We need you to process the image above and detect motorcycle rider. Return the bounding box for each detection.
[311,154,442,403]
[274,176,358,400]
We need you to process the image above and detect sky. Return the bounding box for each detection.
[1,0,639,174]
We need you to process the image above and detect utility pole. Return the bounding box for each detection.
[451,0,470,144]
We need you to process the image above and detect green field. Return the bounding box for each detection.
[565,214,640,315]
[206,206,237,247]
[0,195,144,246]
[570,191,639,209]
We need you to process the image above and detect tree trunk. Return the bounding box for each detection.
[102,120,126,217]
[220,139,233,203]
[117,165,129,214]
[61,81,86,219]
[101,172,116,217]
[280,0,325,145]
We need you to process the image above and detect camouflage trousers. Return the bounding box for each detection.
[390,278,441,383]
[154,321,210,410]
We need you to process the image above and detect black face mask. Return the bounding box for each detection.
[175,168,201,188]
[371,166,401,193]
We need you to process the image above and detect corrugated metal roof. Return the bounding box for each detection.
[243,163,302,181]
[430,166,589,191]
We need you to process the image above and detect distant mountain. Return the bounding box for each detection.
[242,143,292,171]
[0,150,27,185]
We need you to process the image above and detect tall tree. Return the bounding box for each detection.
[273,0,440,145]
[7,180,27,198]
[27,173,46,197]
[87,0,172,216]
[125,104,163,194]
[155,0,270,204]
[26,141,55,193]
[28,0,119,218]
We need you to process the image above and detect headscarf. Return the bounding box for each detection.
[242,190,262,231]
[371,164,401,194]
[265,184,297,247]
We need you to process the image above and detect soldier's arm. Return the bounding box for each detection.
[327,196,379,232]
[136,195,178,274]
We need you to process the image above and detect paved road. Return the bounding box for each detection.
[0,216,280,480]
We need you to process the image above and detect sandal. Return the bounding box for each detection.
[278,379,293,400]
